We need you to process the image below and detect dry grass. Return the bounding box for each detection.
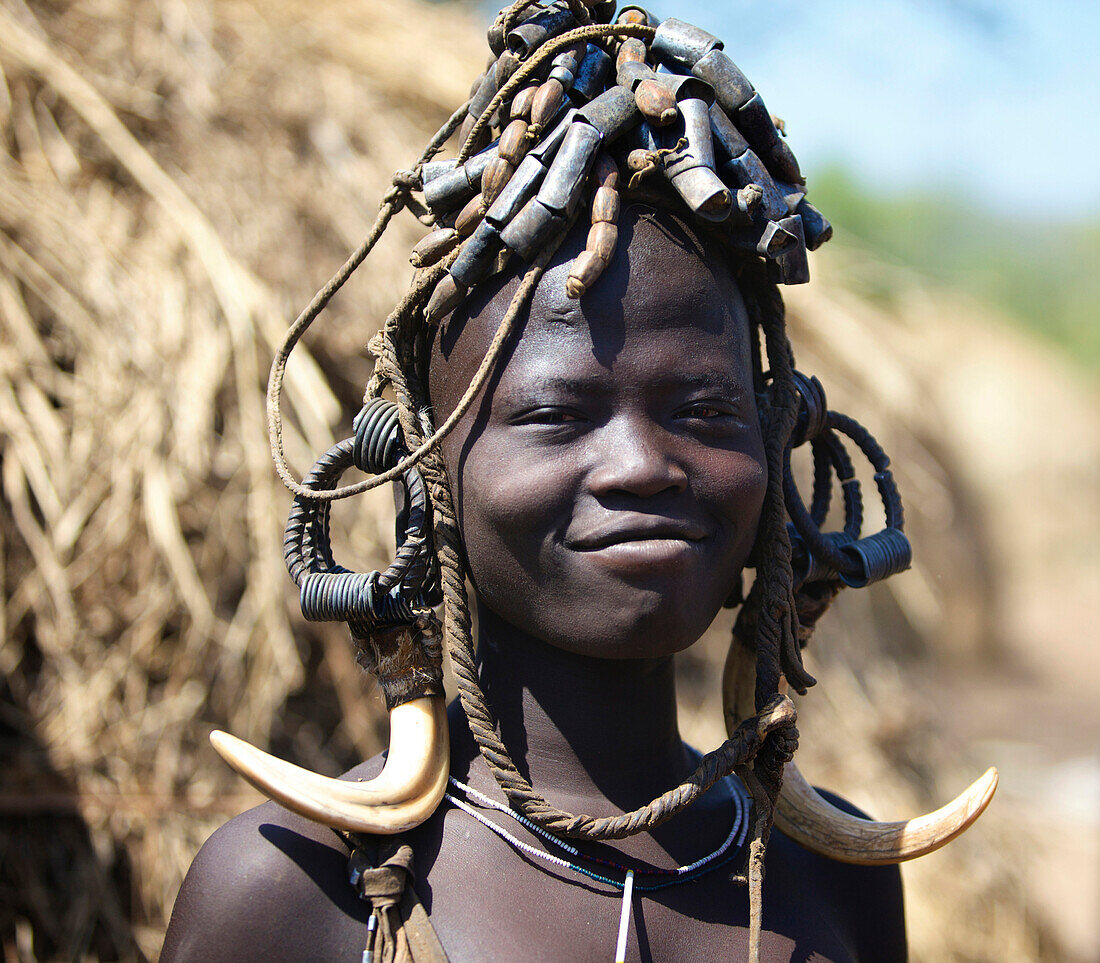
[0,0,1094,960]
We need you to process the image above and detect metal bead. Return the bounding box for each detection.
[651,17,723,71]
[455,193,485,238]
[507,5,578,59]
[773,214,810,284]
[424,273,468,325]
[591,153,620,191]
[485,153,545,227]
[410,228,459,268]
[692,49,754,112]
[420,158,458,186]
[494,51,521,86]
[510,85,538,120]
[587,220,617,261]
[549,65,575,88]
[736,185,763,218]
[537,121,602,215]
[449,220,502,288]
[499,118,530,165]
[532,79,566,130]
[634,79,678,126]
[755,219,798,259]
[499,197,566,261]
[565,248,606,299]
[591,185,619,224]
[481,156,515,207]
[735,92,803,185]
[570,45,613,104]
[796,197,833,250]
[575,85,639,140]
[551,42,587,77]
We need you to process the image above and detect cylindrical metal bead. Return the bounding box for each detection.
[591,185,620,223]
[499,118,530,165]
[773,214,810,284]
[537,121,603,215]
[487,21,506,57]
[575,85,640,141]
[709,104,749,161]
[532,79,566,130]
[485,153,545,227]
[449,220,502,288]
[616,37,647,69]
[669,166,732,221]
[421,158,458,186]
[510,85,538,120]
[424,165,477,214]
[494,51,521,87]
[528,108,578,164]
[570,45,613,103]
[507,5,577,59]
[719,148,788,221]
[775,180,807,214]
[661,98,718,179]
[499,197,566,261]
[736,92,803,185]
[424,273,468,325]
[635,79,678,126]
[455,193,485,238]
[651,17,723,71]
[549,65,575,88]
[551,41,587,77]
[481,156,515,207]
[565,248,607,298]
[464,144,500,186]
[691,49,754,112]
[587,220,617,261]
[651,71,714,105]
[410,227,459,268]
[755,219,798,259]
[591,152,620,190]
[617,59,652,92]
[796,197,833,250]
[468,69,501,123]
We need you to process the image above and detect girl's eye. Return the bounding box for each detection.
[514,407,585,426]
[680,403,731,419]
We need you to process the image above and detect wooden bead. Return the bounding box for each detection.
[481,156,515,207]
[591,185,620,224]
[499,119,530,165]
[510,85,537,120]
[616,37,647,69]
[424,273,468,324]
[587,220,617,262]
[591,153,619,191]
[531,78,565,130]
[410,228,459,268]
[455,193,485,238]
[634,79,678,126]
[566,249,606,299]
[617,9,648,25]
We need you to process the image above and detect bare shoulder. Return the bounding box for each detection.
[766,789,907,961]
[161,764,381,962]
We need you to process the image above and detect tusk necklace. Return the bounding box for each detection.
[445,775,751,962]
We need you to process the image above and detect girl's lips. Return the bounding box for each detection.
[574,537,703,573]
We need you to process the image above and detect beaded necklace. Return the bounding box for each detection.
[445,775,751,962]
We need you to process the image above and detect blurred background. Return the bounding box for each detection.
[0,0,1095,959]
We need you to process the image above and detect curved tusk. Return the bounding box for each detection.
[775,763,998,865]
[721,640,998,865]
[210,694,449,835]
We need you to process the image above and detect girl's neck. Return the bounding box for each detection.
[467,601,692,812]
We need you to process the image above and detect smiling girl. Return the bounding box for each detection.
[163,5,995,960]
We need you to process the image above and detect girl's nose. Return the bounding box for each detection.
[586,418,688,499]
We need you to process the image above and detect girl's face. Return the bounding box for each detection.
[430,209,767,659]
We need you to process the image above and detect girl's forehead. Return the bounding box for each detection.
[430,208,751,408]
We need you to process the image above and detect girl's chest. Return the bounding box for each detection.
[416,839,858,962]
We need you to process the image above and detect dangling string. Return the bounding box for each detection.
[614,869,634,963]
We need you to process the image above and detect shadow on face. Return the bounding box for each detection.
[429,206,768,659]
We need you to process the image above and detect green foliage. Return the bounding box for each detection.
[811,166,1100,372]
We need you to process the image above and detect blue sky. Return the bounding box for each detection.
[481,0,1100,219]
